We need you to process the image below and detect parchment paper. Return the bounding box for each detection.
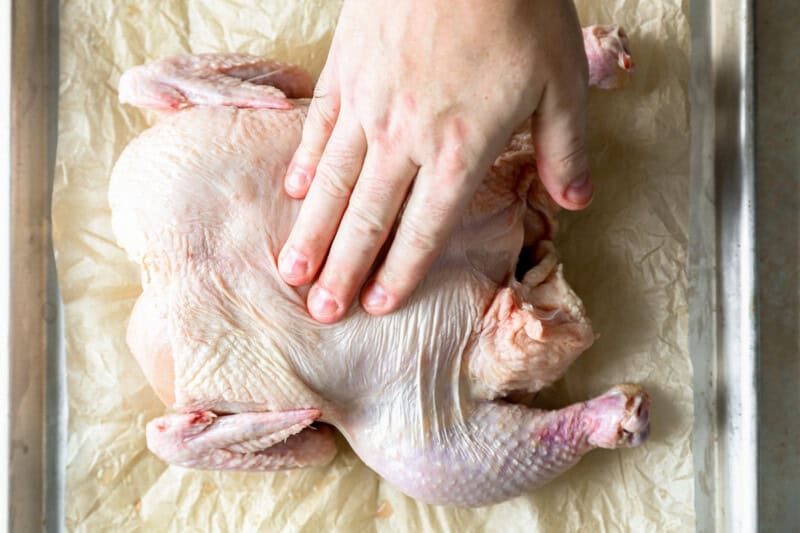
[52,1,693,531]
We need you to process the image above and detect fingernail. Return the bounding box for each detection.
[363,281,388,311]
[286,165,309,192]
[565,172,593,206]
[308,286,341,319]
[278,247,309,280]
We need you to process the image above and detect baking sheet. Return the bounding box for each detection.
[51,1,694,531]
[689,1,759,531]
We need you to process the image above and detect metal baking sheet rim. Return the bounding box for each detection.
[5,1,757,531]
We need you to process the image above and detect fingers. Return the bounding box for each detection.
[531,56,593,211]
[278,118,367,288]
[306,153,418,322]
[284,70,340,198]
[360,164,476,316]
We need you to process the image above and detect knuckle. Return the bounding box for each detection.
[365,111,393,139]
[321,140,362,172]
[428,162,474,206]
[314,166,353,200]
[357,172,397,205]
[311,67,336,100]
[346,203,387,241]
[308,96,339,134]
[436,154,469,189]
[398,216,440,254]
[422,194,453,225]
[556,139,588,173]
[532,104,588,179]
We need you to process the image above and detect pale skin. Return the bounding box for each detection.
[279,0,593,323]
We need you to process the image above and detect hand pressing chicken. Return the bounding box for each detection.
[279,0,600,323]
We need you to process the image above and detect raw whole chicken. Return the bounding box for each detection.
[109,25,647,507]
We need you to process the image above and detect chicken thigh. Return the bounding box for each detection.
[109,25,647,507]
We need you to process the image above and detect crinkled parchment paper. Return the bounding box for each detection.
[52,1,693,531]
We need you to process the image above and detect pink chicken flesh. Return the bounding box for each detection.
[109,25,646,507]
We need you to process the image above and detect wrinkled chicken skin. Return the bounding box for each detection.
[109,26,647,506]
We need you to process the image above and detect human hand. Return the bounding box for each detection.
[278,0,591,323]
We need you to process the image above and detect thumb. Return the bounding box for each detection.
[531,81,592,210]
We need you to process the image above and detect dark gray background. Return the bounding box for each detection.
[756,3,800,531]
